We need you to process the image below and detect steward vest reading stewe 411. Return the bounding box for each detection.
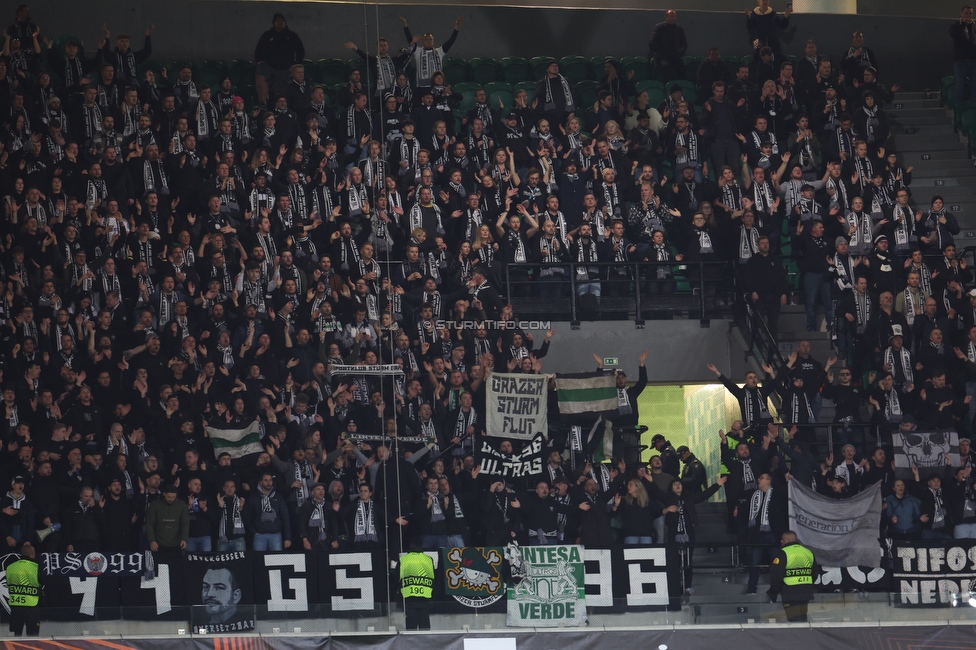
[782,543,814,586]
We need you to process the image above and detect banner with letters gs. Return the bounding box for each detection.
[892,541,976,606]
[31,550,388,621]
[18,546,679,621]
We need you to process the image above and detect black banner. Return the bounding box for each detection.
[185,552,255,634]
[12,546,681,620]
[892,541,976,606]
[476,434,545,479]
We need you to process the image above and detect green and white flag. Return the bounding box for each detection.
[207,420,264,460]
[507,545,586,627]
[556,372,617,416]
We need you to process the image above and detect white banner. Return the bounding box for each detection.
[507,545,586,627]
[487,373,548,440]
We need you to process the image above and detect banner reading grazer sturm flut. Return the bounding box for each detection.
[487,373,548,440]
[507,545,586,627]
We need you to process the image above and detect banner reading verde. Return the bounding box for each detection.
[506,545,586,627]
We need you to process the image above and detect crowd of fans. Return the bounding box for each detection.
[0,1,973,595]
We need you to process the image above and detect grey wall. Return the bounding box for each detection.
[542,319,736,382]
[28,2,954,91]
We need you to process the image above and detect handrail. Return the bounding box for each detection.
[501,260,734,321]
[731,264,784,372]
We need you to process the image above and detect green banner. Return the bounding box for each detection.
[506,545,586,627]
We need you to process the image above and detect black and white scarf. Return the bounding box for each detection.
[354,498,378,541]
[143,159,168,194]
[738,225,760,263]
[884,346,913,386]
[543,75,574,109]
[748,487,772,531]
[673,131,698,167]
[217,496,244,542]
[929,487,947,529]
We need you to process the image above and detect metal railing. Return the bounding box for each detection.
[501,260,735,321]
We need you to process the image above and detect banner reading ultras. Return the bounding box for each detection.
[487,373,548,440]
[507,545,586,627]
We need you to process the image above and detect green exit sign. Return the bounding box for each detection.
[603,357,618,366]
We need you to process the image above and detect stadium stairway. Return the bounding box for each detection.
[894,91,976,235]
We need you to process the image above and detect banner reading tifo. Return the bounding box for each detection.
[788,480,882,568]
[487,373,548,440]
[507,545,586,627]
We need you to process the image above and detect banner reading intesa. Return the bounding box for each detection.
[486,373,548,440]
[507,545,587,627]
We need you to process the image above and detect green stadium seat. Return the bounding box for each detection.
[645,89,666,108]
[636,79,665,95]
[960,107,976,136]
[500,57,530,84]
[489,90,514,111]
[228,60,255,87]
[942,74,955,100]
[457,92,478,114]
[442,56,470,85]
[621,56,651,83]
[453,81,480,96]
[721,55,740,68]
[740,55,754,66]
[316,58,348,85]
[469,57,500,84]
[955,100,976,129]
[515,81,537,103]
[484,81,514,96]
[590,55,614,80]
[574,80,600,111]
[559,56,591,84]
[346,57,367,78]
[681,56,703,82]
[675,80,697,104]
[530,56,555,80]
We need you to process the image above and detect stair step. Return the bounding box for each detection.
[888,108,950,119]
[912,161,976,177]
[902,123,960,132]
[889,134,967,151]
[901,150,970,163]
[891,119,957,129]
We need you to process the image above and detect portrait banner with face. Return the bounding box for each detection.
[184,552,255,634]
[892,429,960,480]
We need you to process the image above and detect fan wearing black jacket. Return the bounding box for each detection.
[662,475,727,593]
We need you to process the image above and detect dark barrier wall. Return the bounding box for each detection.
[26,2,953,91]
